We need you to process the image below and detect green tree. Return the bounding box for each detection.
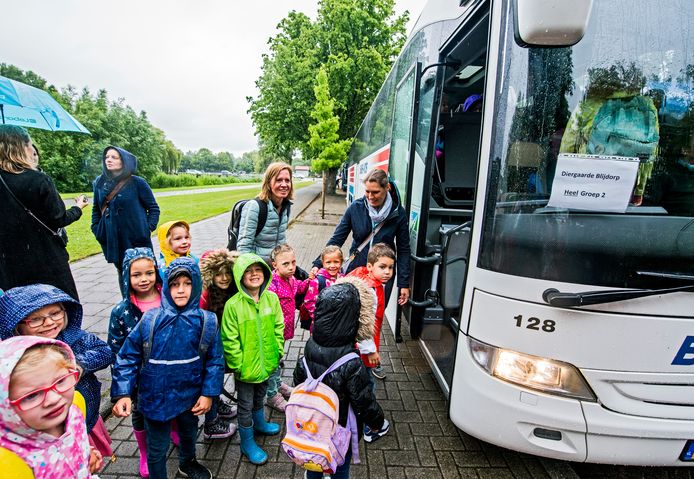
[248,11,318,163]
[161,139,182,174]
[0,63,178,192]
[308,68,351,195]
[248,0,407,169]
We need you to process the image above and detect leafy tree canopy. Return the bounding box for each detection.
[1,63,183,192]
[248,0,408,164]
[309,68,350,174]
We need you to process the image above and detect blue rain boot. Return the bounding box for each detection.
[239,425,268,465]
[252,408,280,435]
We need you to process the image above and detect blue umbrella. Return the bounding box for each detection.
[0,75,90,134]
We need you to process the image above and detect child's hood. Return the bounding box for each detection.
[0,336,75,442]
[122,247,162,296]
[200,248,238,289]
[0,284,83,342]
[232,253,272,300]
[162,257,203,312]
[0,336,91,478]
[312,276,375,347]
[317,267,338,280]
[157,220,191,267]
[102,145,137,178]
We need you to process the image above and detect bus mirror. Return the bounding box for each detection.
[514,0,593,47]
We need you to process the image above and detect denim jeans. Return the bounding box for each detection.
[305,447,352,479]
[144,410,199,479]
[236,380,268,428]
[266,366,282,398]
[204,396,219,425]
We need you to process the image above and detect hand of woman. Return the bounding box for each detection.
[74,194,89,209]
[112,397,132,417]
[398,288,410,305]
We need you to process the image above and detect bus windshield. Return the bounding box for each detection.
[479,0,694,289]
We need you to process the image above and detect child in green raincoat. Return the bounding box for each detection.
[220,253,284,466]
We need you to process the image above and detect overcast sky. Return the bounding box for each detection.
[0,1,426,155]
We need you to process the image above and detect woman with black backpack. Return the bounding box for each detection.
[236,162,293,263]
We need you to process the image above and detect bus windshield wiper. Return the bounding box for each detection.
[542,283,694,307]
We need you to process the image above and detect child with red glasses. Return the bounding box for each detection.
[0,284,115,463]
[0,336,103,478]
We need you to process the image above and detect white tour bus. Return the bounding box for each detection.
[346,0,694,466]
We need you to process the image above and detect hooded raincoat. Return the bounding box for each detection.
[107,247,163,355]
[220,253,284,383]
[0,336,92,479]
[91,146,160,266]
[0,284,114,431]
[110,257,224,422]
[156,220,199,276]
[293,277,384,437]
[199,248,238,321]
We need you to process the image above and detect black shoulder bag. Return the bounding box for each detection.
[0,173,69,247]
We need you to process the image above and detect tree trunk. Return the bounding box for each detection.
[325,168,338,195]
[321,171,327,220]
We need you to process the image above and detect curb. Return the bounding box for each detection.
[288,188,322,228]
[99,187,323,421]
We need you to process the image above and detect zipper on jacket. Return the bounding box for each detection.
[255,302,265,373]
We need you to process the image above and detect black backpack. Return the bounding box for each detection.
[227,198,268,251]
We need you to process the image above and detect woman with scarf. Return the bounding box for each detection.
[311,167,411,308]
[91,146,160,294]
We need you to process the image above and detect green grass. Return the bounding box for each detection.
[65,181,312,262]
[59,181,263,200]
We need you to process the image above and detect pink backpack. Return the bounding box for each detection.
[281,353,360,474]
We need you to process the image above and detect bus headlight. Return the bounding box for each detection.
[469,337,596,401]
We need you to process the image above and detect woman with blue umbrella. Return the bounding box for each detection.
[0,125,88,299]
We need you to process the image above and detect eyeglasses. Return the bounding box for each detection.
[9,370,79,411]
[21,307,66,328]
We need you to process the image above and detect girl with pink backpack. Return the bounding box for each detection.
[288,276,389,478]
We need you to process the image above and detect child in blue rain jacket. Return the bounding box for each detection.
[0,283,115,455]
[111,257,224,479]
[108,246,163,478]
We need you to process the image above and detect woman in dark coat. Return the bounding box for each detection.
[91,146,160,291]
[312,167,411,305]
[0,125,87,300]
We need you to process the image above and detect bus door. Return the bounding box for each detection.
[386,62,422,340]
[409,6,491,393]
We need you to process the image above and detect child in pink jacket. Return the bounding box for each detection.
[265,244,308,411]
[299,245,344,331]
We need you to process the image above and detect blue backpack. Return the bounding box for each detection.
[587,95,659,160]
[141,310,218,366]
